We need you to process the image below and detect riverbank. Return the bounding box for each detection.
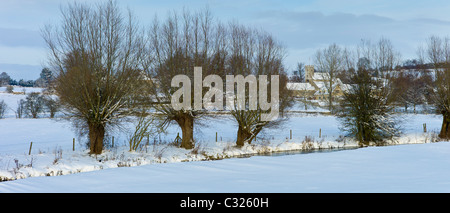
[0,113,443,182]
[2,142,450,192]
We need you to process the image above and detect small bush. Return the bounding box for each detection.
[301,136,315,150]
[190,142,207,157]
[42,95,60,118]
[24,92,44,118]
[6,85,14,93]
[128,114,158,152]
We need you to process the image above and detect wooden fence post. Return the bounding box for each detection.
[28,142,33,155]
[319,128,322,138]
[290,129,292,140]
[73,138,75,151]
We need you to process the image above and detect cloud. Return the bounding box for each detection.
[1,0,450,75]
[253,10,400,47]
[248,10,450,66]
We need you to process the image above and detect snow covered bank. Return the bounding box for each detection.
[0,113,444,182]
[2,142,450,193]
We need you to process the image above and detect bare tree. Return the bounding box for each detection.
[0,72,11,86]
[42,94,60,118]
[42,1,148,154]
[374,38,399,75]
[356,39,374,70]
[427,36,444,70]
[145,9,291,148]
[424,35,450,139]
[0,100,7,119]
[290,62,304,82]
[128,110,159,152]
[355,38,401,76]
[354,38,400,105]
[15,99,25,118]
[24,92,44,118]
[338,47,356,84]
[416,45,427,66]
[145,8,224,149]
[226,23,291,147]
[314,43,344,112]
[391,72,414,111]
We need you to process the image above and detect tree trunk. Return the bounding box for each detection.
[175,113,194,149]
[88,122,105,154]
[236,125,252,147]
[304,98,308,110]
[439,113,450,139]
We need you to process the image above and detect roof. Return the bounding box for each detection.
[286,82,316,91]
[312,72,330,81]
[340,84,353,92]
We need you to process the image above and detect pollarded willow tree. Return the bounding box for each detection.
[42,1,149,154]
[145,8,227,149]
[226,23,292,147]
[145,9,292,149]
[423,35,450,139]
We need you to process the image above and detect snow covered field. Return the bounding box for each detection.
[0,113,443,182]
[2,142,450,193]
[0,87,448,193]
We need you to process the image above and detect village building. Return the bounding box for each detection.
[287,65,350,101]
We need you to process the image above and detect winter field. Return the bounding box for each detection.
[0,86,449,193]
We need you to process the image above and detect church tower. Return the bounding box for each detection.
[305,65,314,82]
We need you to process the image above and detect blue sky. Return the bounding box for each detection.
[1,0,450,80]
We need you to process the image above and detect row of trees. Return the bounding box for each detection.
[310,38,402,112]
[40,1,450,152]
[291,38,403,145]
[42,1,291,154]
[301,35,450,145]
[0,68,54,88]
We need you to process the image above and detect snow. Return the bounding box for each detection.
[286,82,315,91]
[0,88,448,192]
[2,142,450,193]
[0,86,45,118]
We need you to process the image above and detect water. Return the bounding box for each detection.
[236,146,359,158]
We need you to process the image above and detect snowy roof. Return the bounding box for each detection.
[340,84,353,92]
[314,81,327,90]
[312,72,330,81]
[286,82,315,91]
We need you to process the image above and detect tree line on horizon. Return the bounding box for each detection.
[0,68,54,88]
